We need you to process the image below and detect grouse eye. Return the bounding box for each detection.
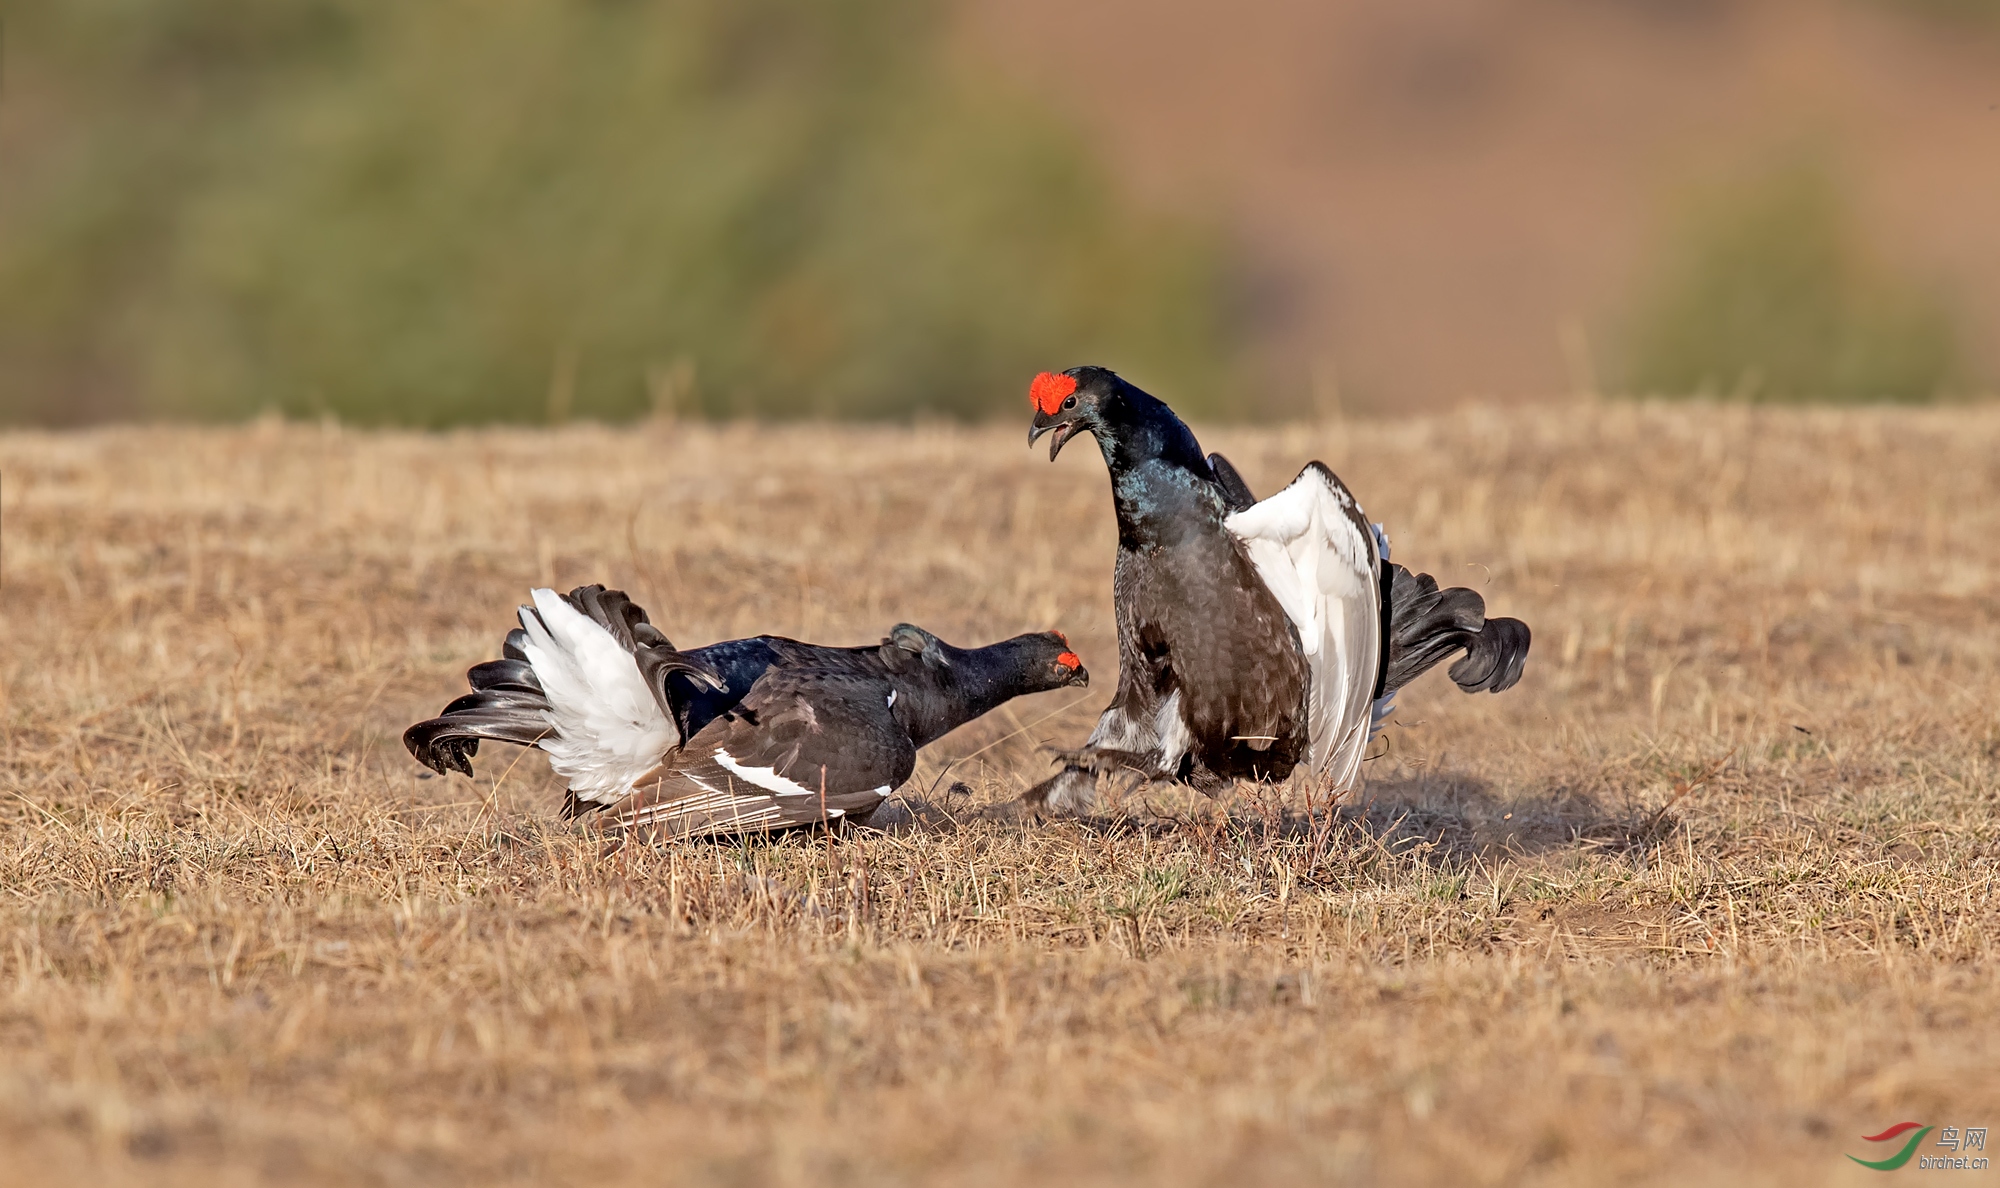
[1062,394,1077,410]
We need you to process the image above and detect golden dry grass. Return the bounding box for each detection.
[2,403,1998,1186]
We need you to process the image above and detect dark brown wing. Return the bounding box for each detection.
[605,669,915,839]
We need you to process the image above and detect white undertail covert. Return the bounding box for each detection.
[515,588,679,806]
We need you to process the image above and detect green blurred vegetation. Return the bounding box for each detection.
[1623,157,1959,403]
[1872,0,2000,26]
[0,1,1237,424]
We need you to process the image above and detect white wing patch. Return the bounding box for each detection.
[516,587,679,806]
[617,772,893,838]
[713,749,818,798]
[1224,464,1382,794]
[623,769,791,831]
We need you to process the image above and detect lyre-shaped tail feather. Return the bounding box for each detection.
[1380,565,1530,697]
[403,649,556,776]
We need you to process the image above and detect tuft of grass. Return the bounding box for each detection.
[2,404,1999,1183]
[1622,157,1961,403]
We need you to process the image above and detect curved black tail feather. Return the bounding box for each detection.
[1380,564,1530,697]
[1447,612,1530,694]
[402,707,554,779]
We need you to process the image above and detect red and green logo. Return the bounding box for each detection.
[1848,1123,1932,1170]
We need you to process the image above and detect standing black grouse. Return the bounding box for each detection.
[405,585,1088,837]
[1024,366,1528,812]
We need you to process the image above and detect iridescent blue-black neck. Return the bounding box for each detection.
[1083,373,1231,551]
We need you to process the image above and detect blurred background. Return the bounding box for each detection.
[2,0,1995,425]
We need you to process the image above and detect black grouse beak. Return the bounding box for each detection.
[1054,644,1089,687]
[1028,420,1081,461]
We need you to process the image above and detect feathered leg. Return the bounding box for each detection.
[1025,702,1171,813]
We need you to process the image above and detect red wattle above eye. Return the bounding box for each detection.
[1030,372,1078,416]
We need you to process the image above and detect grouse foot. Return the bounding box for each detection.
[1024,765,1101,814]
[1048,746,1160,776]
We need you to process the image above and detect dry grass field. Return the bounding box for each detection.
[2,403,1998,1186]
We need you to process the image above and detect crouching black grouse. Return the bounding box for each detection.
[1024,366,1529,812]
[405,585,1087,837]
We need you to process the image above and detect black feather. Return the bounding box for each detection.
[442,687,547,716]
[402,708,553,777]
[562,584,673,651]
[1449,613,1531,694]
[1380,564,1531,695]
[1207,452,1256,512]
[467,658,541,693]
[1373,563,1395,700]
